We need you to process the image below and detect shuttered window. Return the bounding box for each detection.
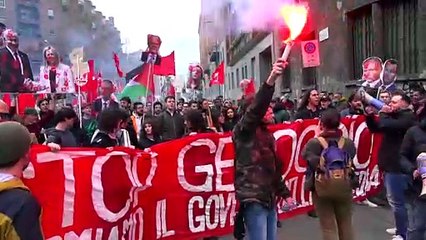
[351,5,373,79]
[383,0,418,75]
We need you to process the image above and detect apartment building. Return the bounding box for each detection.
[0,0,122,78]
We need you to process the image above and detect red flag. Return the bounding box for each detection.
[17,94,37,115]
[1,94,11,106]
[113,52,124,78]
[209,61,225,86]
[168,83,176,96]
[154,51,176,76]
[240,78,256,97]
[80,59,98,103]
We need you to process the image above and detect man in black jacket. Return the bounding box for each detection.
[233,58,292,240]
[400,110,426,240]
[0,122,43,239]
[366,92,416,240]
[158,96,185,141]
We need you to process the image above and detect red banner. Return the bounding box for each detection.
[23,116,382,239]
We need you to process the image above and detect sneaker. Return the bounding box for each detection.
[360,199,378,208]
[386,228,396,235]
[391,235,403,240]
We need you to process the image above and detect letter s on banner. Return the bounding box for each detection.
[178,139,216,192]
[92,153,131,222]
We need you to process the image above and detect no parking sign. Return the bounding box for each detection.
[301,40,320,68]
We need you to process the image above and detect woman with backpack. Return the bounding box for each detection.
[302,108,358,240]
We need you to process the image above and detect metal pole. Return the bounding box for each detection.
[76,55,83,129]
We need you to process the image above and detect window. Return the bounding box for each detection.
[231,72,235,90]
[49,29,55,36]
[236,68,240,89]
[244,66,248,79]
[17,23,41,38]
[0,0,5,8]
[250,57,255,78]
[350,5,373,79]
[61,0,69,11]
[48,9,54,19]
[383,0,418,75]
[241,67,245,79]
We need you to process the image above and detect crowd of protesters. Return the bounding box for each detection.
[1,41,426,239]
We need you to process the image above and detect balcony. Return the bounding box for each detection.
[226,31,269,66]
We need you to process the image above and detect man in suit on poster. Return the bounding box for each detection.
[93,80,119,114]
[0,29,34,93]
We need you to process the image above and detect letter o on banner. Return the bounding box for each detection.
[92,154,131,222]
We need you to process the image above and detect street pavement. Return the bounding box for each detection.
[221,204,394,240]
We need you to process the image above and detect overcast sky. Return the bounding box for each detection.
[91,0,201,75]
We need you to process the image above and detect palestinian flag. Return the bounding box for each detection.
[120,51,175,102]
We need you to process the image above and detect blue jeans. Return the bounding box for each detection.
[407,197,426,240]
[243,202,277,240]
[385,173,409,238]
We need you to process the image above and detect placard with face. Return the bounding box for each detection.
[361,57,383,88]
[381,59,398,86]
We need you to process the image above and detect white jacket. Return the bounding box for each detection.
[37,63,75,93]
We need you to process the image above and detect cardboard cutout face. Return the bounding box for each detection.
[362,57,383,83]
[187,64,203,91]
[147,34,162,54]
[381,59,398,86]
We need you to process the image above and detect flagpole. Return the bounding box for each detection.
[76,55,83,129]
[145,61,153,103]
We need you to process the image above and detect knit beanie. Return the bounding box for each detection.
[0,122,31,167]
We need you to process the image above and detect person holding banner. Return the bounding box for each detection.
[233,58,292,240]
[0,122,43,239]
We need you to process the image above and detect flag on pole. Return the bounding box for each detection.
[209,61,225,86]
[120,51,176,102]
[113,52,124,77]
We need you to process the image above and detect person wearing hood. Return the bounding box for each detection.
[365,91,417,240]
[0,122,44,239]
[45,107,78,147]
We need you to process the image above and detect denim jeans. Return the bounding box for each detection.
[406,197,426,240]
[384,173,409,238]
[243,202,277,240]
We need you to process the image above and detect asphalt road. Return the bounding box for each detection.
[221,205,394,240]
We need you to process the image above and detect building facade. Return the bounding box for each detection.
[275,0,426,98]
[0,0,123,79]
[200,0,426,100]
